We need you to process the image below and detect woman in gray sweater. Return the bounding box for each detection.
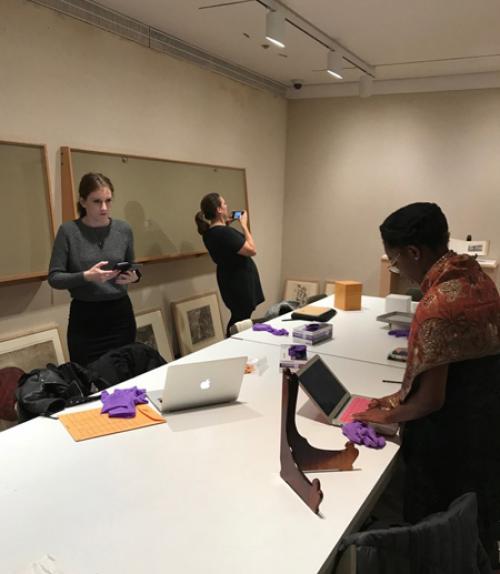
[49,173,139,366]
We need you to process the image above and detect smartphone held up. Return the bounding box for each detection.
[113,261,142,273]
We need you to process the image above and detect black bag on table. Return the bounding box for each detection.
[290,305,337,322]
[86,342,166,387]
[16,343,166,422]
[15,362,107,422]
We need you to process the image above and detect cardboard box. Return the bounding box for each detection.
[385,294,412,314]
[335,281,362,310]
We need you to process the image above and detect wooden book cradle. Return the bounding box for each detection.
[280,369,359,514]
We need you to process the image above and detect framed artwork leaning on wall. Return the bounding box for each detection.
[284,279,320,307]
[0,327,65,372]
[324,281,336,296]
[172,292,224,356]
[135,308,174,363]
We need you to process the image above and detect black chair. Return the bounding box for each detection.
[262,293,329,322]
[0,367,24,431]
[228,319,254,336]
[306,293,328,304]
[331,492,492,574]
[406,287,423,302]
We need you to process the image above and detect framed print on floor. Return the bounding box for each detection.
[172,292,224,356]
[0,327,65,372]
[284,279,320,307]
[135,308,174,363]
[324,281,336,296]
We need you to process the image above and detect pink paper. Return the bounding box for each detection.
[339,396,371,423]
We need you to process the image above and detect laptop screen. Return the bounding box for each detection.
[297,356,348,417]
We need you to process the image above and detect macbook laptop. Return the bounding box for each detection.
[148,356,247,413]
[297,355,398,434]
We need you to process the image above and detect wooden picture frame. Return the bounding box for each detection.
[284,279,320,306]
[324,281,336,296]
[449,238,490,257]
[60,146,249,264]
[172,292,224,356]
[0,140,55,285]
[0,327,65,372]
[135,308,174,363]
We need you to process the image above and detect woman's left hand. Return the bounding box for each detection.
[352,407,393,424]
[115,270,138,285]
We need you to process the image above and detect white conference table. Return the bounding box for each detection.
[0,337,400,574]
[233,295,407,370]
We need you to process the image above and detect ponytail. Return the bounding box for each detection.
[195,193,221,235]
[195,211,210,235]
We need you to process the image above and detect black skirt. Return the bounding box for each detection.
[67,296,136,366]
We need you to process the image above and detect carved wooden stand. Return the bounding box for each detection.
[280,369,359,514]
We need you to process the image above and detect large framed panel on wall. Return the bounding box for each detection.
[61,147,249,263]
[0,141,55,284]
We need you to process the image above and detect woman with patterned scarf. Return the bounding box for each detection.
[354,202,500,568]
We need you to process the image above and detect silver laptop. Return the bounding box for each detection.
[297,355,372,426]
[297,355,398,434]
[148,356,247,413]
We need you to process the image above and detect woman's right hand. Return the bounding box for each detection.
[83,261,119,283]
[368,391,401,410]
[239,210,249,228]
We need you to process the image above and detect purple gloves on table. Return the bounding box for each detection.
[101,386,148,418]
[388,328,410,338]
[342,421,386,449]
[252,323,289,336]
[288,344,307,360]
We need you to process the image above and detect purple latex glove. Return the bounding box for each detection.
[288,344,307,360]
[252,323,289,336]
[388,328,410,338]
[305,323,322,332]
[252,323,270,332]
[342,421,386,449]
[101,386,148,418]
[272,328,289,336]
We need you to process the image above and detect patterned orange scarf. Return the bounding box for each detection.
[401,251,500,401]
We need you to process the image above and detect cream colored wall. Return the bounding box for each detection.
[0,0,287,356]
[284,89,500,295]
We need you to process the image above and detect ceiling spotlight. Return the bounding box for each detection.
[265,7,286,49]
[327,51,343,79]
[359,74,374,98]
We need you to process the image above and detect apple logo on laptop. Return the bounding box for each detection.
[200,379,211,390]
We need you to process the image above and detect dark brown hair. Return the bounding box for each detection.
[77,172,114,217]
[195,193,221,235]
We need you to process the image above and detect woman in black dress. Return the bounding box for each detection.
[195,193,264,336]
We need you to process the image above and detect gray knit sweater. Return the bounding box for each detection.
[48,219,136,301]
